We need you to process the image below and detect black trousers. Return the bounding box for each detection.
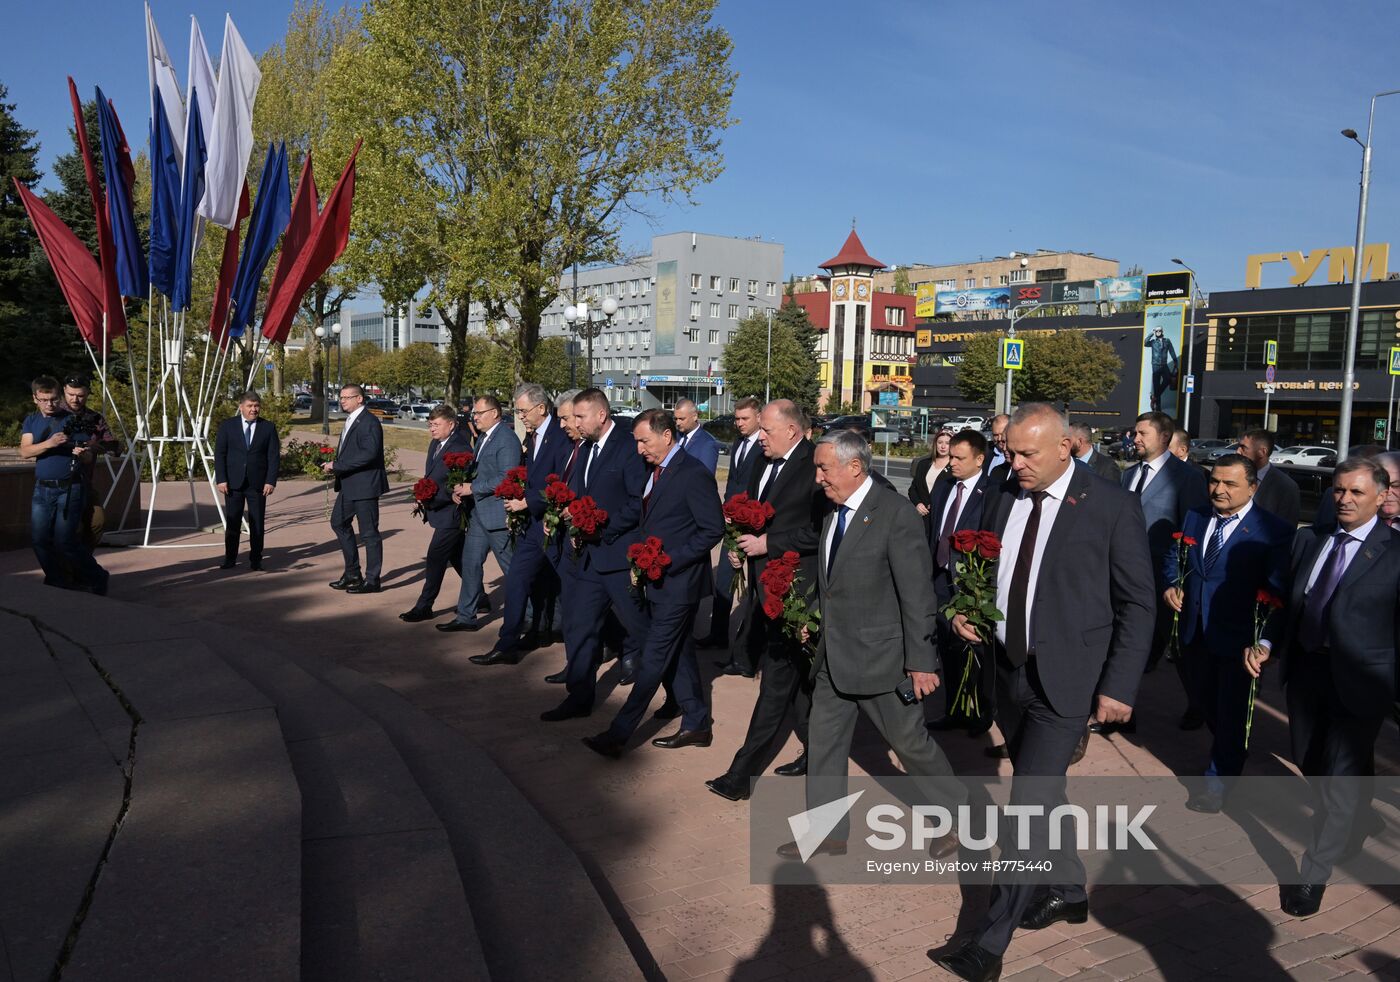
[725,618,812,779]
[331,494,382,582]
[224,486,267,563]
[1287,652,1386,884]
[977,651,1091,956]
[414,524,464,611]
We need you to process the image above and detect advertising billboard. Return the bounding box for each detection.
[1051,280,1096,303]
[1096,276,1144,303]
[1007,284,1048,309]
[934,286,1011,314]
[1144,271,1192,304]
[1139,304,1185,417]
[654,260,677,355]
[915,283,937,319]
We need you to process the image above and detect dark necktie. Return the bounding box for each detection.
[584,442,600,488]
[523,431,535,464]
[678,433,689,450]
[244,421,254,447]
[827,504,850,577]
[1133,462,1151,494]
[1203,514,1237,572]
[1298,531,1354,652]
[734,439,749,473]
[643,464,664,513]
[936,481,965,569]
[562,441,581,483]
[758,457,785,502]
[1006,490,1049,666]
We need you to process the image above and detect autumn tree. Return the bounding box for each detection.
[955,330,1123,408]
[721,311,817,412]
[328,0,737,404]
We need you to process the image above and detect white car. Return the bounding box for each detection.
[947,415,986,432]
[1269,445,1334,467]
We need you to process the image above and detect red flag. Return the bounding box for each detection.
[261,152,318,344]
[14,179,104,345]
[106,98,136,193]
[209,182,251,349]
[67,77,126,344]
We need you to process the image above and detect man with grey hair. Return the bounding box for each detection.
[673,398,720,473]
[1379,451,1400,528]
[936,403,1154,980]
[1069,422,1119,483]
[984,413,1010,478]
[779,427,965,861]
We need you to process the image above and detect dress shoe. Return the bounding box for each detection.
[1019,894,1088,930]
[1178,708,1205,731]
[618,656,638,686]
[219,559,236,570]
[582,732,626,759]
[652,702,682,720]
[930,940,1002,982]
[1185,790,1225,813]
[544,669,568,684]
[250,560,263,571]
[929,832,961,861]
[705,773,751,801]
[518,629,541,651]
[540,703,591,722]
[652,728,713,749]
[469,648,521,666]
[774,753,807,777]
[436,620,482,632]
[475,598,491,614]
[1280,883,1326,917]
[984,744,1009,759]
[718,660,756,678]
[346,580,381,594]
[777,838,845,859]
[399,607,434,623]
[329,574,362,590]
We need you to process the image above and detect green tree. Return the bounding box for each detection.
[954,330,1122,408]
[822,395,862,416]
[391,341,446,397]
[721,312,812,409]
[891,268,913,295]
[342,339,386,386]
[527,336,574,393]
[328,0,737,404]
[775,298,821,414]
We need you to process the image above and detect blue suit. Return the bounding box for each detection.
[676,425,720,474]
[703,433,763,646]
[559,423,652,711]
[454,421,523,624]
[411,428,474,612]
[1168,503,1291,789]
[494,416,575,650]
[606,449,724,740]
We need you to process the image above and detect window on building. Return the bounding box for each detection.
[690,273,701,290]
[627,357,637,371]
[624,306,634,323]
[605,282,614,296]
[710,302,721,318]
[710,275,722,290]
[688,356,699,370]
[1034,268,1067,283]
[885,306,905,327]
[1009,268,1029,283]
[747,279,758,294]
[630,279,639,295]
[627,331,637,346]
[640,304,651,319]
[640,357,650,370]
[640,332,651,348]
[686,328,699,343]
[936,278,955,289]
[727,332,736,345]
[983,276,991,287]
[728,303,739,319]
[709,329,719,344]
[729,277,740,292]
[766,281,777,296]
[747,306,756,318]
[964,278,975,288]
[999,274,1009,285]
[689,301,701,319]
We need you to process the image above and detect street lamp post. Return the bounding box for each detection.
[1339,89,1400,462]
[1171,259,1199,431]
[598,296,618,398]
[313,321,342,437]
[765,306,773,402]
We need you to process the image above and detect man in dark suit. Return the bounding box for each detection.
[583,409,724,756]
[1070,422,1120,483]
[1164,453,1290,812]
[540,393,587,684]
[1112,410,1208,731]
[703,396,764,661]
[673,398,720,474]
[440,395,523,632]
[936,404,1154,982]
[982,413,1010,479]
[214,391,280,571]
[927,429,992,727]
[323,384,390,593]
[782,428,966,861]
[400,405,473,622]
[1238,428,1302,527]
[705,400,830,800]
[474,384,575,661]
[542,388,651,720]
[1251,457,1400,917]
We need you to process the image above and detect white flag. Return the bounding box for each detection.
[145,3,185,162]
[197,14,261,229]
[187,15,217,150]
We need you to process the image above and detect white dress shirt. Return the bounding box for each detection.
[584,420,617,485]
[937,473,979,535]
[995,463,1077,649]
[824,476,873,565]
[1203,499,1253,551]
[1305,515,1379,594]
[476,419,501,454]
[339,406,365,448]
[756,450,790,499]
[1131,451,1172,493]
[733,432,760,473]
[531,413,552,461]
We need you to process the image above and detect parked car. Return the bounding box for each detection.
[871,426,913,447]
[293,394,313,411]
[706,414,738,446]
[1270,445,1334,467]
[947,415,986,432]
[366,398,399,420]
[408,403,435,421]
[1187,438,1234,462]
[825,415,874,440]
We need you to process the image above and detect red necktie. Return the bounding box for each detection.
[643,464,664,513]
[562,441,581,482]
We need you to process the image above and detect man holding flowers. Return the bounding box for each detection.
[400,405,475,622]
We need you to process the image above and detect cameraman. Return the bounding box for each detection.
[20,375,109,594]
[62,374,119,547]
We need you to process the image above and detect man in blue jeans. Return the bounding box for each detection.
[20,375,109,594]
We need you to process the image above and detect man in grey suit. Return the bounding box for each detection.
[778,428,964,861]
[936,404,1154,982]
[1239,428,1302,527]
[323,384,390,593]
[1069,422,1119,483]
[440,395,523,632]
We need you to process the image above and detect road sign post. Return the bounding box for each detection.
[1388,347,1400,448]
[1265,339,1278,366]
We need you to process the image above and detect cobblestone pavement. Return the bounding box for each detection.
[8,461,1400,981]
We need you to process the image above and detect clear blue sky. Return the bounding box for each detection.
[6,1,1400,295]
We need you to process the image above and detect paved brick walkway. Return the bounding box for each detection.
[7,462,1400,981]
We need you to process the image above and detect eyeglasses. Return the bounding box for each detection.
[471,409,498,418]
[34,397,60,404]
[514,405,543,417]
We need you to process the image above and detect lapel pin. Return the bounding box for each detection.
[862,515,870,524]
[1067,496,1078,506]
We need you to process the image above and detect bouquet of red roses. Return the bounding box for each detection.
[626,535,672,593]
[411,477,439,523]
[722,492,776,597]
[317,444,336,481]
[939,530,1005,719]
[493,466,529,542]
[566,495,609,558]
[541,473,576,544]
[1166,530,1199,662]
[758,550,820,649]
[1244,588,1285,749]
[441,450,475,528]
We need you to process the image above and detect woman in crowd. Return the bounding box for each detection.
[909,428,953,533]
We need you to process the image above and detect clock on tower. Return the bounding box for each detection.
[854,280,870,301]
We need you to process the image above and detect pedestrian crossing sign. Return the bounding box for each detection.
[1390,346,1400,376]
[1002,338,1024,370]
[1265,339,1277,366]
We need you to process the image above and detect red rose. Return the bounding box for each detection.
[413,477,438,502]
[1183,537,1198,547]
[762,595,785,620]
[1172,531,1184,541]
[507,465,528,483]
[442,451,474,470]
[977,537,1002,560]
[951,529,980,553]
